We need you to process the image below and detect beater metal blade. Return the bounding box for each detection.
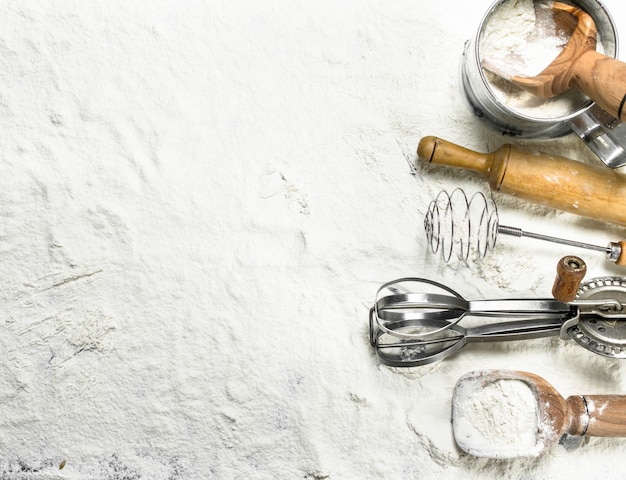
[371,310,564,367]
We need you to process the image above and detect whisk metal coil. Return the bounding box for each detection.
[424,188,498,262]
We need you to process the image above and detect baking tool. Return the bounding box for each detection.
[461,0,626,168]
[417,136,626,227]
[483,2,626,122]
[369,276,626,367]
[452,370,626,458]
[371,310,564,367]
[424,188,626,266]
[568,276,626,357]
[552,255,587,302]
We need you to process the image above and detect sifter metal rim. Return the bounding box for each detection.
[567,276,626,358]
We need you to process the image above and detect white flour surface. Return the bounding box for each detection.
[1,0,626,478]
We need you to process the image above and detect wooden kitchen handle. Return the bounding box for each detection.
[567,395,626,437]
[417,136,493,174]
[573,50,626,121]
[552,256,586,302]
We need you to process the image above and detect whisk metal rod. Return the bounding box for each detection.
[497,224,610,254]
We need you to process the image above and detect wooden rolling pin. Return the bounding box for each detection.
[417,136,626,227]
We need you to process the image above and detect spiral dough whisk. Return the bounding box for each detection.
[424,189,626,266]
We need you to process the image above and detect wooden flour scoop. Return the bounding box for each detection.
[483,1,626,121]
[452,370,626,458]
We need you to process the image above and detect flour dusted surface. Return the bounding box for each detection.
[1,0,626,478]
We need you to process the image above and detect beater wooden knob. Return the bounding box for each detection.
[552,256,587,302]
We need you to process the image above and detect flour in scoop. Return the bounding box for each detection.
[481,0,570,78]
[479,0,592,118]
[452,376,541,458]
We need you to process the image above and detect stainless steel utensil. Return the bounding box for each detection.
[369,276,626,367]
[424,189,626,266]
[461,0,626,168]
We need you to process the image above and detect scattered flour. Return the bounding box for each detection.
[452,373,541,458]
[479,0,593,118]
[1,0,626,478]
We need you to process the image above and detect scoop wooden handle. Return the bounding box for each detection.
[573,51,626,121]
[417,136,626,227]
[567,395,626,436]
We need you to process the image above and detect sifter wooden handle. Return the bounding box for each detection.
[567,395,626,437]
[573,50,626,122]
[552,256,586,302]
